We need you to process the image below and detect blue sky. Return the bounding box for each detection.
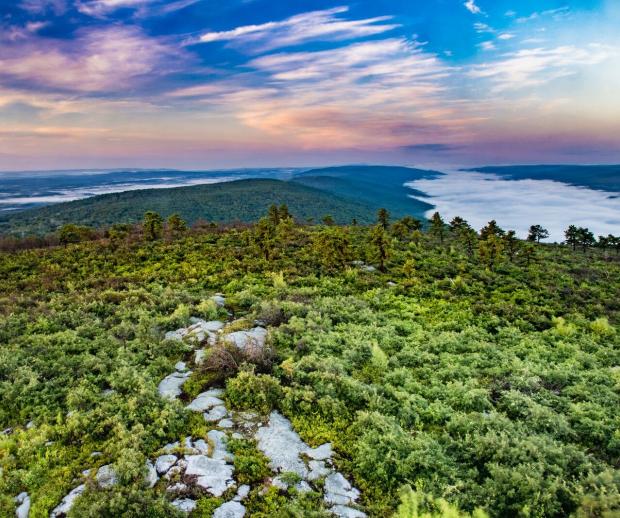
[0,0,619,170]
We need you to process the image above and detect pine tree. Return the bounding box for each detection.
[369,224,391,272]
[377,208,390,229]
[503,230,520,261]
[429,212,446,243]
[143,211,163,241]
[167,214,187,237]
[527,225,549,243]
[480,220,504,240]
[564,225,579,251]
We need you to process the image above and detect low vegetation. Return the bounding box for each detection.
[1,206,619,517]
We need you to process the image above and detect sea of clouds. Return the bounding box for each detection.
[406,171,620,242]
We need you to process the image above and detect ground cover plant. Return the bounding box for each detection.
[0,208,619,517]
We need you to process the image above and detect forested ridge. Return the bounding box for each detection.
[1,207,619,518]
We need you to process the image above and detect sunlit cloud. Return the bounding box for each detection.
[0,26,181,93]
[468,45,617,90]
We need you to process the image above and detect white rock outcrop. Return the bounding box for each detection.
[213,500,246,518]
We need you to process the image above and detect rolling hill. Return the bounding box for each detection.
[293,165,438,219]
[0,179,377,236]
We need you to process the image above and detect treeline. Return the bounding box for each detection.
[2,206,619,265]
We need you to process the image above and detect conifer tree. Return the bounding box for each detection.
[143,211,163,241]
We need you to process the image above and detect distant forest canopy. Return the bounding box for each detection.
[0,166,440,236]
[0,179,377,237]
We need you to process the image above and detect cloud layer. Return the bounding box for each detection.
[407,172,620,241]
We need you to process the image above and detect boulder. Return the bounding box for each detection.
[223,327,267,352]
[186,390,224,412]
[171,498,197,514]
[204,405,228,422]
[155,455,177,475]
[213,501,246,518]
[15,492,30,518]
[184,455,234,496]
[234,484,250,501]
[330,505,367,518]
[307,443,332,461]
[211,295,226,308]
[50,484,85,518]
[324,473,360,506]
[255,411,309,478]
[208,430,232,461]
[145,461,158,488]
[95,464,117,488]
[158,370,192,400]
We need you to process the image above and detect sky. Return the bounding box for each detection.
[1,0,619,170]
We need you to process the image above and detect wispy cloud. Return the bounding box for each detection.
[464,0,483,15]
[196,7,399,52]
[468,45,616,90]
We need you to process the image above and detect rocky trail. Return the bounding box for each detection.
[19,294,366,518]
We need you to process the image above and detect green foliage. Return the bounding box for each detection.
[143,211,164,241]
[0,179,376,235]
[225,368,283,414]
[228,438,271,485]
[394,486,488,518]
[1,209,619,517]
[68,485,181,518]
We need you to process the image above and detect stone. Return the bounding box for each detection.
[204,405,228,422]
[324,473,360,506]
[330,505,367,518]
[213,501,246,518]
[171,498,197,513]
[15,492,30,518]
[90,451,102,458]
[183,436,199,453]
[186,391,225,412]
[155,455,177,475]
[208,430,232,461]
[255,411,308,478]
[361,265,376,272]
[308,460,331,481]
[218,418,234,429]
[234,484,250,501]
[211,295,226,307]
[50,484,85,518]
[184,455,234,496]
[307,443,332,461]
[158,371,192,400]
[223,327,267,352]
[145,461,158,488]
[194,439,209,454]
[96,464,118,488]
[26,421,35,429]
[175,361,188,372]
[163,441,180,453]
[296,480,312,493]
[102,389,115,397]
[167,482,188,493]
[195,349,206,365]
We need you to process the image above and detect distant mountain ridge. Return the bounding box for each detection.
[0,179,377,236]
[0,165,442,236]
[467,165,620,193]
[293,165,439,219]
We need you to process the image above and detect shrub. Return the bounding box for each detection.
[226,368,283,414]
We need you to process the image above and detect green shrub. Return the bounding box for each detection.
[225,368,283,414]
